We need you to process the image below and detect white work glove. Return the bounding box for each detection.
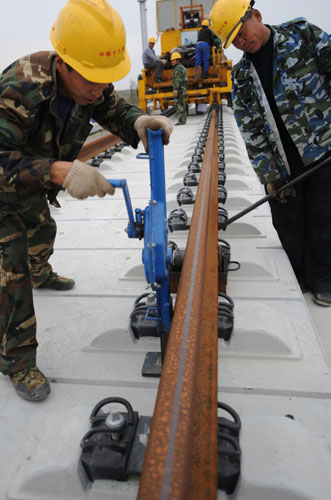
[173,90,179,98]
[161,59,168,65]
[63,160,115,200]
[134,115,174,152]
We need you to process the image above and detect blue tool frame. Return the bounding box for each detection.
[107,128,172,338]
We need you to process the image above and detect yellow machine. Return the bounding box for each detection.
[138,0,232,112]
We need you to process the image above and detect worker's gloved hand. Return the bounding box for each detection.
[266,178,296,203]
[173,90,179,98]
[134,115,174,152]
[63,160,115,200]
[161,59,168,65]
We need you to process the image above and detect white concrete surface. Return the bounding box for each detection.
[1,106,330,500]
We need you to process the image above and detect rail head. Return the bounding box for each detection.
[137,109,220,500]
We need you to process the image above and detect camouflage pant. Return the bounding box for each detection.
[175,95,187,124]
[0,199,56,375]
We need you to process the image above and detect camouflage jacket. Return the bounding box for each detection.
[232,19,331,184]
[173,63,188,95]
[0,51,144,212]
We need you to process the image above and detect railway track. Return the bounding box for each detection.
[80,109,222,499]
[3,104,331,500]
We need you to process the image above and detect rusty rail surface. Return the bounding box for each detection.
[138,109,219,500]
[77,132,120,162]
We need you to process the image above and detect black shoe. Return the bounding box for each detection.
[38,272,75,291]
[203,75,208,79]
[175,122,185,126]
[313,292,331,306]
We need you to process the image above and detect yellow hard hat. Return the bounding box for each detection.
[210,0,253,49]
[50,0,130,83]
[170,52,181,60]
[149,36,156,43]
[201,19,210,26]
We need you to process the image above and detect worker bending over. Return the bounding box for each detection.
[211,0,331,306]
[0,0,173,401]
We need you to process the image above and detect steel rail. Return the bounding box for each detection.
[137,109,219,500]
[77,132,121,162]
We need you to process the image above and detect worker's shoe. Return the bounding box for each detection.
[10,367,50,402]
[313,292,331,307]
[38,272,75,291]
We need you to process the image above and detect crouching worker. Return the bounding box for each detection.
[0,0,173,402]
[171,52,188,125]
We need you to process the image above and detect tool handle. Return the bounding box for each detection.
[107,179,136,237]
[220,156,330,229]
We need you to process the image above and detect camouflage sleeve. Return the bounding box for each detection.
[306,22,331,76]
[0,92,55,197]
[92,85,144,148]
[232,84,284,184]
[173,66,187,93]
[172,68,179,91]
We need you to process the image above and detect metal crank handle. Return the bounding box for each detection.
[107,179,136,238]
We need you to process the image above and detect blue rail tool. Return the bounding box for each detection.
[107,128,173,376]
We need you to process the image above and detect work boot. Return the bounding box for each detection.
[313,292,331,307]
[10,367,50,402]
[37,272,75,291]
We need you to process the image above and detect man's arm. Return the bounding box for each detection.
[92,85,144,148]
[143,46,162,65]
[0,111,56,196]
[49,161,72,185]
[232,86,286,185]
[306,22,331,76]
[211,29,221,49]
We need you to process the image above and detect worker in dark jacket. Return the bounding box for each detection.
[195,19,218,79]
[0,0,173,402]
[211,0,331,306]
[171,52,188,125]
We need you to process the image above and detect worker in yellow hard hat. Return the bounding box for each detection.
[0,0,173,402]
[210,0,258,49]
[195,17,220,79]
[142,35,167,83]
[210,0,331,307]
[171,52,188,125]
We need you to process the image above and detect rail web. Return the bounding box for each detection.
[138,108,219,500]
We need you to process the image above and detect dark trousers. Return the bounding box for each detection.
[267,158,331,293]
[144,61,163,79]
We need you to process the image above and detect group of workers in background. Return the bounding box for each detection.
[0,0,330,402]
[142,18,220,124]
